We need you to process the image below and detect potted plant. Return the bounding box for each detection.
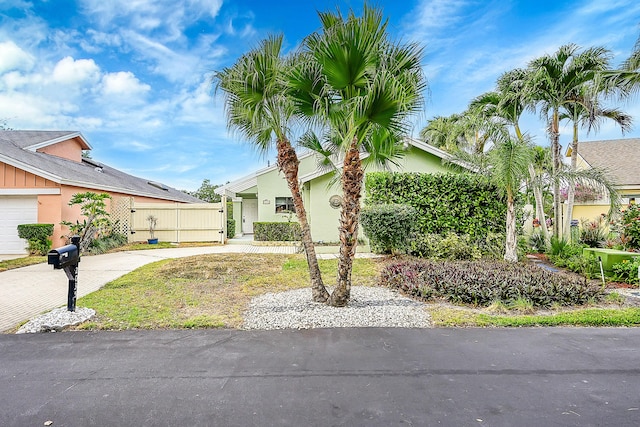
[147,215,158,244]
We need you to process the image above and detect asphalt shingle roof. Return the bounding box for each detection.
[0,131,202,203]
[577,138,640,187]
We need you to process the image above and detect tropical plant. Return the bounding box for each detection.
[61,192,112,249]
[147,215,158,240]
[524,44,615,237]
[287,5,426,306]
[213,35,329,302]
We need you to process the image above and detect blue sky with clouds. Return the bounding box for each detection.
[1,0,639,191]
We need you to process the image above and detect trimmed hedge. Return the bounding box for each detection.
[360,204,418,254]
[365,172,507,241]
[17,223,54,255]
[227,218,236,238]
[254,222,301,241]
[380,259,604,308]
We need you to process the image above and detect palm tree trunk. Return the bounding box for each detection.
[329,139,363,307]
[276,138,329,303]
[528,164,550,243]
[504,192,518,262]
[563,122,579,240]
[551,111,562,238]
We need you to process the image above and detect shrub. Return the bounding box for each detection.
[407,233,494,260]
[227,218,236,238]
[379,259,604,308]
[611,257,640,283]
[88,233,128,254]
[365,172,508,241]
[360,204,418,254]
[620,205,640,250]
[528,231,546,253]
[579,216,607,248]
[254,222,301,241]
[17,224,54,255]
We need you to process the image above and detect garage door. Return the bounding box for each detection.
[0,196,38,254]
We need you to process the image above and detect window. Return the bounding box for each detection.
[275,197,295,213]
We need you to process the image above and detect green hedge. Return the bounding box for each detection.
[227,218,236,238]
[17,224,54,255]
[365,172,507,241]
[254,222,301,241]
[360,204,417,254]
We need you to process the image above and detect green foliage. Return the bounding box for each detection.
[88,233,128,254]
[17,224,54,255]
[620,204,640,250]
[365,172,507,241]
[254,222,302,241]
[360,204,418,254]
[61,192,112,247]
[611,257,640,283]
[186,179,221,203]
[227,218,236,238]
[380,259,604,308]
[579,216,607,248]
[407,233,483,260]
[528,231,547,253]
[549,236,569,256]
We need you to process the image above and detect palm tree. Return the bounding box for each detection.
[487,135,534,262]
[419,114,463,153]
[213,35,330,303]
[288,5,426,306]
[560,102,632,238]
[524,44,612,237]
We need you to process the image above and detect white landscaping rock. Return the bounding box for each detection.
[16,307,96,334]
[244,286,431,330]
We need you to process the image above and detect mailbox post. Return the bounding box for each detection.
[47,235,81,312]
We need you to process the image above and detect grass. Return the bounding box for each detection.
[0,256,46,272]
[76,254,381,330]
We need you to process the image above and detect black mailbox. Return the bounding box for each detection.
[48,244,79,269]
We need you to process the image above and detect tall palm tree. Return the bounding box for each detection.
[560,101,632,238]
[524,44,612,237]
[213,35,330,303]
[288,5,426,306]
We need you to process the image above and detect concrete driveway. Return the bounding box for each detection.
[1,328,640,426]
[0,245,297,332]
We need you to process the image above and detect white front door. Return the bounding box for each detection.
[243,199,258,234]
[0,196,38,254]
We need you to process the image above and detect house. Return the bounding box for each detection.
[215,137,457,243]
[564,138,640,224]
[0,130,201,254]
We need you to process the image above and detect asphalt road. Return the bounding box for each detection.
[1,328,640,427]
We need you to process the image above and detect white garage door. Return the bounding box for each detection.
[0,196,38,254]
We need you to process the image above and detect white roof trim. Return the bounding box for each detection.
[0,188,61,195]
[24,131,92,151]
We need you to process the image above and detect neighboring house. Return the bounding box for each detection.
[0,130,201,254]
[564,138,640,225]
[216,137,457,243]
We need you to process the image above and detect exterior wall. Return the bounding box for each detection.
[36,138,83,162]
[0,162,58,188]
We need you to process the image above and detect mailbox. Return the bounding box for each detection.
[48,244,79,269]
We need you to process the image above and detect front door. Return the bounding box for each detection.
[243,199,258,234]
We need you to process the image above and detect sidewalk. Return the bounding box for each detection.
[0,245,298,332]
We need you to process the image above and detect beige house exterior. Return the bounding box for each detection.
[0,130,201,254]
[564,138,640,228]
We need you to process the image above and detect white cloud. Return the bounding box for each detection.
[52,56,100,85]
[100,71,150,96]
[0,40,35,73]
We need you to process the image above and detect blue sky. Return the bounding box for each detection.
[1,0,639,191]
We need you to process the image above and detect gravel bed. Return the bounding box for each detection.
[16,307,95,334]
[244,286,431,330]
